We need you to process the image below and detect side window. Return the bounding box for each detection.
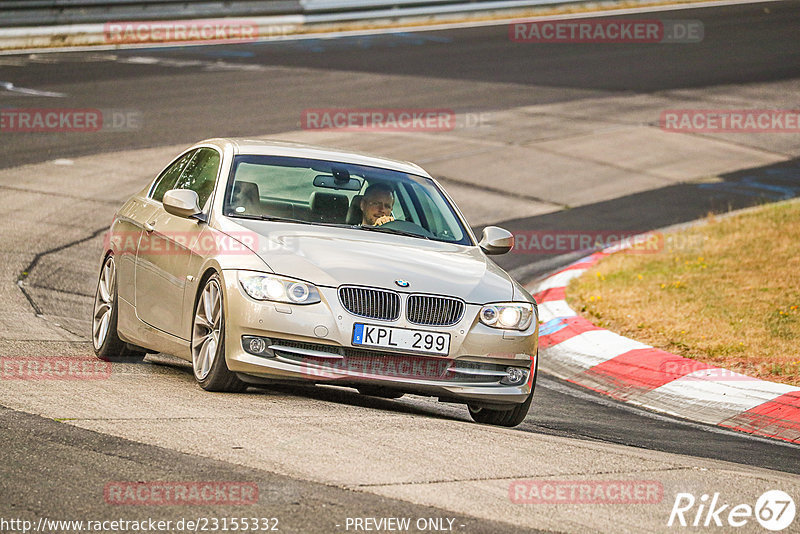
[173,148,221,208]
[150,150,196,202]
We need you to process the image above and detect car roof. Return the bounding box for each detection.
[197,138,431,177]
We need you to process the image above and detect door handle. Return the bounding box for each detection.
[144,222,155,233]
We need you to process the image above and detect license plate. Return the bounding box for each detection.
[352,323,450,355]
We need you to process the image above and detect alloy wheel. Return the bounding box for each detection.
[92,256,116,350]
[192,278,222,380]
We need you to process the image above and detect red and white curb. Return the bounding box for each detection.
[526,251,800,445]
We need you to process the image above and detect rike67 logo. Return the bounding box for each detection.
[668,490,795,531]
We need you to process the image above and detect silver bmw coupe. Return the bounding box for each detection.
[92,138,539,426]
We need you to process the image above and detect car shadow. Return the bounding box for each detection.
[143,352,471,422]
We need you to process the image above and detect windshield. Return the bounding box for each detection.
[223,155,472,245]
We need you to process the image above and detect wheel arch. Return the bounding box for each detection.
[193,266,223,316]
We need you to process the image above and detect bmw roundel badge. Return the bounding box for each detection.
[395,279,410,288]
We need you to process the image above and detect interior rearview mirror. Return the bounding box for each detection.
[479,226,514,255]
[313,174,362,191]
[163,189,202,219]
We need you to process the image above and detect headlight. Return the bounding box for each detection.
[479,303,534,330]
[238,272,321,305]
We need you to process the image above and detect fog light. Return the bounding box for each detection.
[249,337,266,353]
[500,366,528,385]
[242,335,273,357]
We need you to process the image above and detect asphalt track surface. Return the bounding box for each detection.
[0,405,533,534]
[2,1,800,530]
[3,0,800,169]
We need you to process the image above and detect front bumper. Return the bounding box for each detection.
[221,270,538,406]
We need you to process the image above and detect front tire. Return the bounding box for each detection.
[191,274,247,392]
[92,255,146,363]
[468,391,533,427]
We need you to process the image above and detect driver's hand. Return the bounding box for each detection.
[374,215,395,226]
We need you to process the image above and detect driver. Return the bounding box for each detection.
[360,183,395,226]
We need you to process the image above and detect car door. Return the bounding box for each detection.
[125,149,195,311]
[135,147,221,339]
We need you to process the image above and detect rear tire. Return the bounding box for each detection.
[468,391,533,427]
[92,255,146,363]
[191,274,247,393]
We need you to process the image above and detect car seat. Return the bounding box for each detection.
[309,191,349,224]
[345,195,364,225]
[231,181,261,215]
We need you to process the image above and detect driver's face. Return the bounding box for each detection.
[361,191,394,225]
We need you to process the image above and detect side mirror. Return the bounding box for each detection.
[479,226,514,255]
[163,189,202,219]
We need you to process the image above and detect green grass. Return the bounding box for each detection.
[566,200,800,386]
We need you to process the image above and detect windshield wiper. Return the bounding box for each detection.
[229,213,310,224]
[228,213,343,227]
[357,225,430,240]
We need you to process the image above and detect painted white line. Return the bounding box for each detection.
[532,268,585,292]
[663,369,799,400]
[538,300,575,322]
[636,371,798,424]
[0,81,65,97]
[545,329,650,371]
[101,55,273,72]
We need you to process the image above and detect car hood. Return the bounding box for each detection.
[225,220,514,303]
